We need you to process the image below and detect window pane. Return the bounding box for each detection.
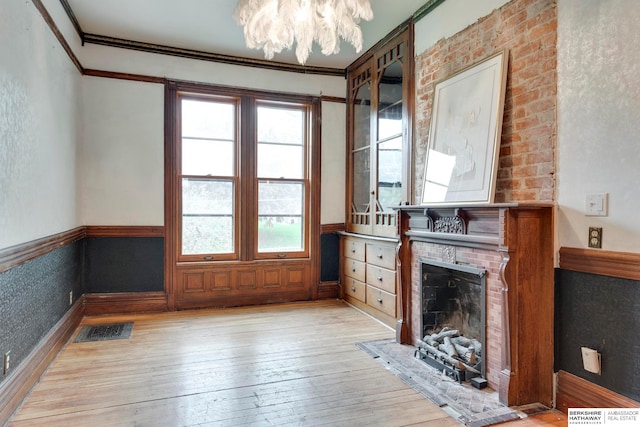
[258,106,304,144]
[182,178,234,254]
[182,99,234,140]
[257,144,303,178]
[182,138,234,176]
[258,181,303,252]
[377,137,403,210]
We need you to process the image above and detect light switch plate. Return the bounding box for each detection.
[585,193,608,216]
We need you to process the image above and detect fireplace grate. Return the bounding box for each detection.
[415,345,480,383]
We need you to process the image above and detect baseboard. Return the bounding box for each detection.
[83,292,169,316]
[0,296,85,424]
[556,370,640,413]
[317,281,339,299]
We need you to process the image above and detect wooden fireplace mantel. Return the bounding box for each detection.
[395,203,555,407]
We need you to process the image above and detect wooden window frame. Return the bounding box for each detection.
[166,81,320,266]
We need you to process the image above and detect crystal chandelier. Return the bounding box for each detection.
[234,0,374,65]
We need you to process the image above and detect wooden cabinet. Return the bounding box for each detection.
[341,234,398,327]
[346,28,412,238]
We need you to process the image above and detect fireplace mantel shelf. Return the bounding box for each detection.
[395,203,555,408]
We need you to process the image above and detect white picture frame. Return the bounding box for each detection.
[421,50,508,205]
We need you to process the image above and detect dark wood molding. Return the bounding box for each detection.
[347,18,411,72]
[559,247,640,281]
[320,95,347,104]
[31,0,84,74]
[0,296,85,424]
[85,226,165,238]
[556,370,640,413]
[320,223,345,234]
[0,227,86,274]
[83,292,169,316]
[412,0,446,22]
[84,33,345,77]
[58,0,83,41]
[84,69,166,84]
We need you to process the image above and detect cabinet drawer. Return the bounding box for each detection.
[343,238,365,262]
[343,277,366,303]
[366,265,396,294]
[366,287,397,318]
[366,244,396,270]
[344,259,366,282]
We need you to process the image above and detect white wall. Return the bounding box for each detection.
[321,101,347,224]
[557,0,640,252]
[414,0,510,56]
[80,78,165,225]
[0,0,81,249]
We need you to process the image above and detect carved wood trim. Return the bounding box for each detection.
[85,226,165,238]
[0,227,86,274]
[556,370,640,413]
[0,296,85,424]
[559,247,640,281]
[83,292,169,316]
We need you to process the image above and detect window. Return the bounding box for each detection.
[169,83,318,263]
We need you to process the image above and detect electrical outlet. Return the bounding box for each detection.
[3,351,10,375]
[69,290,73,306]
[588,227,602,248]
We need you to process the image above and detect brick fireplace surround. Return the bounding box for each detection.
[395,204,554,407]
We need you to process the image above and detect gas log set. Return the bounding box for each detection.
[415,326,483,383]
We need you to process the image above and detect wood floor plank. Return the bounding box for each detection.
[11,300,462,426]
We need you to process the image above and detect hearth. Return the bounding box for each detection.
[415,259,486,383]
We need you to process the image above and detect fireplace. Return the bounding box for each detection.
[395,204,555,407]
[416,259,486,382]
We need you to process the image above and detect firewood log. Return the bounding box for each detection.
[430,328,459,342]
[442,336,459,358]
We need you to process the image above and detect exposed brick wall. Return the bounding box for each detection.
[414,0,557,203]
[410,241,505,390]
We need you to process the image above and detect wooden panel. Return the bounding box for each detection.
[285,266,306,288]
[366,287,397,318]
[0,227,85,274]
[559,247,640,281]
[556,370,640,414]
[210,271,232,291]
[366,265,396,294]
[344,259,366,282]
[0,297,84,424]
[343,238,366,262]
[238,270,257,290]
[343,277,366,303]
[366,244,396,270]
[183,272,206,293]
[263,268,282,288]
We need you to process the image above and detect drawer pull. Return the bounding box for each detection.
[377,254,383,259]
[352,268,356,272]
[377,276,383,281]
[351,286,356,292]
[376,298,383,303]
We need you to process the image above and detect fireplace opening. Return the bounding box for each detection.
[415,259,486,383]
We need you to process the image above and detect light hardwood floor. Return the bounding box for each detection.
[9,300,567,426]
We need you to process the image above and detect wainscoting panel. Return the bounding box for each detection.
[84,237,164,293]
[0,241,83,385]
[555,267,640,403]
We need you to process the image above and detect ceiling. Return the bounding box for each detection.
[62,0,432,71]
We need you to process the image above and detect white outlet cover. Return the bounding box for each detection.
[585,193,608,216]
